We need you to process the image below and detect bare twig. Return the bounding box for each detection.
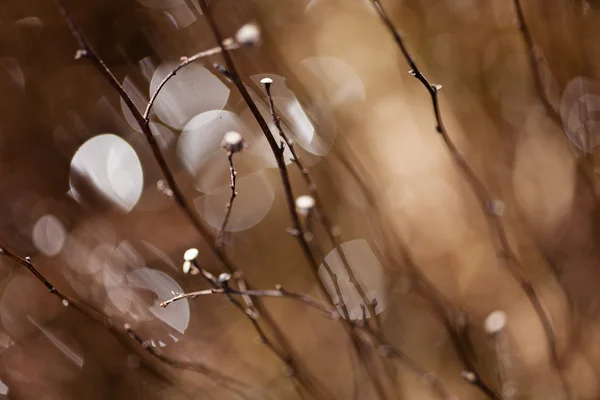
[511,0,561,125]
[162,282,455,399]
[160,285,338,318]
[124,325,256,399]
[216,151,238,249]
[261,79,378,327]
[144,42,239,121]
[332,143,500,399]
[0,245,247,394]
[55,3,320,397]
[368,0,568,397]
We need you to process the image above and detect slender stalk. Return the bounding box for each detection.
[261,79,378,327]
[332,144,500,399]
[511,0,561,125]
[143,42,239,121]
[162,282,456,399]
[216,152,238,248]
[54,3,321,397]
[368,0,568,397]
[0,245,246,392]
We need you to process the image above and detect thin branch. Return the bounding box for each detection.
[261,79,378,327]
[216,151,237,249]
[332,143,500,400]
[55,3,316,396]
[143,41,239,121]
[163,282,455,399]
[124,325,255,399]
[368,0,568,397]
[160,286,338,319]
[0,245,247,394]
[511,0,562,125]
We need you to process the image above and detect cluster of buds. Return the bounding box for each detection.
[182,248,200,275]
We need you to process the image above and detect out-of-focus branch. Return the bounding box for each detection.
[0,244,249,393]
[511,0,562,125]
[261,78,379,327]
[368,0,569,398]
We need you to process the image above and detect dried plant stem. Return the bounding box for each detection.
[55,2,327,398]
[162,283,455,399]
[216,152,237,248]
[125,325,254,398]
[332,144,500,399]
[511,0,561,125]
[0,245,247,393]
[262,81,378,328]
[369,0,569,397]
[144,42,239,121]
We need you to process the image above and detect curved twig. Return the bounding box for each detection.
[368,0,569,398]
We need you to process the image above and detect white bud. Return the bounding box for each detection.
[182,260,192,274]
[295,195,315,215]
[260,77,273,85]
[183,248,199,261]
[235,23,261,46]
[484,310,507,335]
[221,131,244,153]
[218,272,232,284]
[461,371,477,383]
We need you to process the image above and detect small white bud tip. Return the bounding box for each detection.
[218,272,232,283]
[183,248,199,261]
[124,323,131,331]
[295,195,315,215]
[62,299,69,307]
[260,77,273,85]
[484,310,507,335]
[182,260,192,274]
[235,22,261,47]
[221,131,244,153]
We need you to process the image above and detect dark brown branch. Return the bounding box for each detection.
[143,42,239,121]
[332,143,500,400]
[511,0,562,125]
[124,325,255,399]
[368,0,568,397]
[160,285,338,319]
[55,3,316,396]
[163,282,454,399]
[0,245,246,394]
[261,79,379,327]
[216,151,237,249]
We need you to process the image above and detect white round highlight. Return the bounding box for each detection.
[70,134,144,212]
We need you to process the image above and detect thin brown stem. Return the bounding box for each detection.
[124,326,259,400]
[262,80,378,327]
[511,0,562,125]
[0,245,246,393]
[55,2,315,396]
[143,42,239,121]
[216,151,237,249]
[332,143,500,399]
[369,0,568,397]
[160,286,338,319]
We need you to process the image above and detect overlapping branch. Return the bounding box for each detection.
[368,0,569,397]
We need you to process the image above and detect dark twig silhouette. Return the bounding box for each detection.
[368,0,569,398]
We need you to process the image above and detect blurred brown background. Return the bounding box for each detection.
[0,0,600,399]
